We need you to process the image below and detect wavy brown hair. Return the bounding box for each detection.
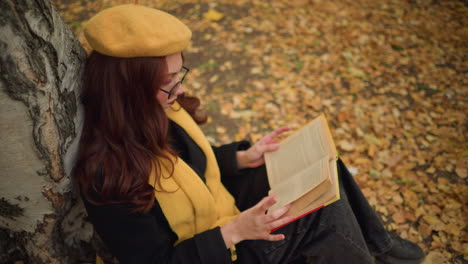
[74,52,205,213]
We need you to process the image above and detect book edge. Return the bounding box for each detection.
[270,156,341,232]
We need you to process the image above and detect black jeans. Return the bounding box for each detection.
[222,159,392,264]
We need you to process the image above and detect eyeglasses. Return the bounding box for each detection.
[159,66,190,99]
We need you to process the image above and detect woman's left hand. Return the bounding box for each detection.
[236,127,291,169]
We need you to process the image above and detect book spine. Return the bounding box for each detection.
[270,205,325,232]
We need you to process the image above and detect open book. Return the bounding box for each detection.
[265,115,340,231]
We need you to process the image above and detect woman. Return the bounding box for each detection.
[74,4,424,264]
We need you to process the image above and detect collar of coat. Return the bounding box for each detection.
[148,102,240,244]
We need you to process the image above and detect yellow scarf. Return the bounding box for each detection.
[148,103,240,244]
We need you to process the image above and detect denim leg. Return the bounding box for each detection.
[337,159,392,255]
[237,185,376,264]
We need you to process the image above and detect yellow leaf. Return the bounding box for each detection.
[230,110,254,119]
[216,126,227,134]
[354,157,370,164]
[423,215,440,226]
[423,215,445,231]
[445,223,461,236]
[367,144,376,157]
[392,194,403,204]
[203,9,224,22]
[348,67,365,77]
[209,75,219,83]
[364,134,381,145]
[444,199,462,211]
[251,67,262,74]
[212,87,224,93]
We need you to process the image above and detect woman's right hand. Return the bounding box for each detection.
[220,195,294,248]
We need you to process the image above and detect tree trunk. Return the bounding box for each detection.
[0,0,94,263]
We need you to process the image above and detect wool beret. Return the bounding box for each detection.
[84,4,192,58]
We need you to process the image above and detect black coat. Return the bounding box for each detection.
[83,121,253,264]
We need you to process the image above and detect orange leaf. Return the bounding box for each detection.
[392,211,407,224]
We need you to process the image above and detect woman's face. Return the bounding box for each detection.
[157,53,184,110]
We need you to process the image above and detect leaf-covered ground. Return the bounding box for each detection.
[52,0,467,263]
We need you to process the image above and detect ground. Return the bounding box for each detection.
[51,0,467,263]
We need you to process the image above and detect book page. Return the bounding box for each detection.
[317,118,338,158]
[286,176,331,217]
[265,116,330,188]
[295,158,339,217]
[268,157,329,212]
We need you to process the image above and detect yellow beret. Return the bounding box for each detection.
[84,4,192,58]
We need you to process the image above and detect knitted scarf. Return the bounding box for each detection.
[148,103,240,244]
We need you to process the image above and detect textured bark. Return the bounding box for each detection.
[0,0,94,263]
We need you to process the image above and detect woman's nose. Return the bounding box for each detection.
[175,83,184,96]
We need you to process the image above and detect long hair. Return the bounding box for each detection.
[176,93,208,124]
[74,52,175,213]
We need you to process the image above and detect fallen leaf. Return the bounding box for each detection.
[364,134,382,145]
[449,240,463,254]
[445,223,461,236]
[392,211,407,223]
[367,144,376,157]
[444,199,462,211]
[392,194,403,204]
[212,87,224,93]
[203,9,224,22]
[209,75,219,83]
[381,154,403,167]
[230,110,254,119]
[418,221,432,237]
[216,126,226,134]
[339,140,354,151]
[423,215,445,231]
[422,251,448,264]
[402,191,419,209]
[455,167,467,178]
[349,67,366,78]
[369,169,381,178]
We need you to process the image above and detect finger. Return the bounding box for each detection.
[256,143,280,154]
[261,127,291,143]
[267,203,291,220]
[275,126,291,134]
[270,127,291,138]
[265,143,280,152]
[267,138,279,144]
[269,215,295,230]
[264,233,286,241]
[248,159,265,168]
[256,195,277,213]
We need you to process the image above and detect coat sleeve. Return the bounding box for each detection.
[83,198,232,264]
[212,140,251,179]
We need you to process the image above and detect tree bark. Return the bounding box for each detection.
[0,0,94,263]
